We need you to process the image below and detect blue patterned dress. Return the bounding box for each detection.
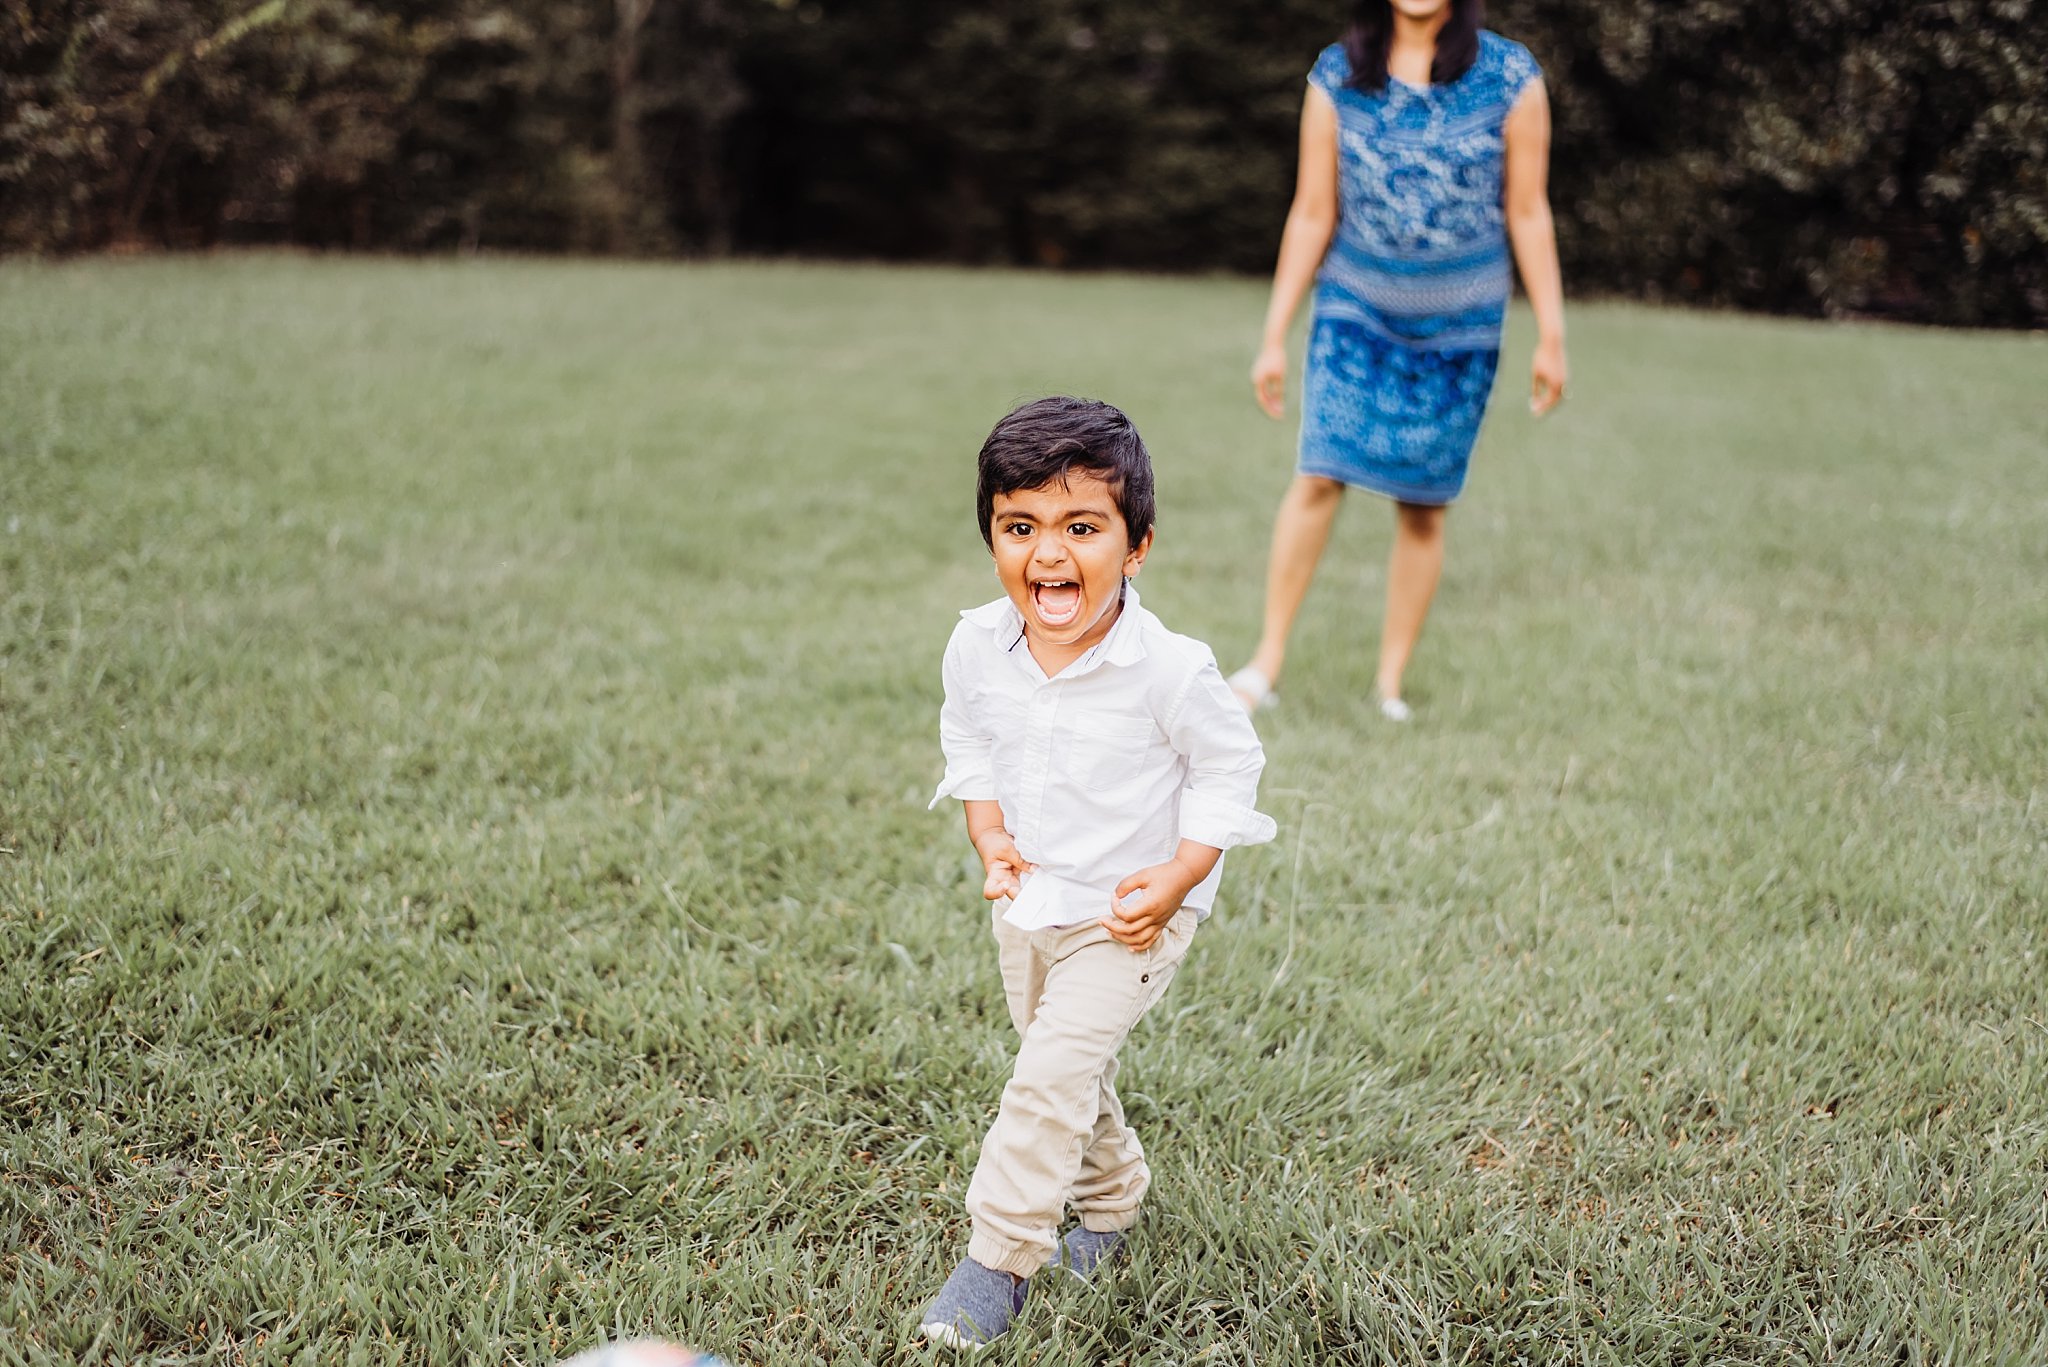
[1298,32,1542,504]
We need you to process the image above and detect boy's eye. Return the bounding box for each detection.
[1004,522,1033,537]
[1067,523,1097,537]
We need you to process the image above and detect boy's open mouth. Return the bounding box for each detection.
[1031,579,1082,628]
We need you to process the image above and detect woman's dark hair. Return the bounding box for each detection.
[976,396,1155,550]
[1343,0,1483,91]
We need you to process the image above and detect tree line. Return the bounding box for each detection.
[4,0,2043,326]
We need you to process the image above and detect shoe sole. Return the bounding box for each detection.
[920,1321,989,1352]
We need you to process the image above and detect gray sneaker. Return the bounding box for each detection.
[919,1257,1029,1349]
[1055,1227,1126,1283]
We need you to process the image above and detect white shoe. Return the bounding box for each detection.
[1377,694,1412,723]
[1227,665,1277,714]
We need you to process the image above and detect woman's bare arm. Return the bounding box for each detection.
[1504,78,1567,414]
[1251,88,1340,419]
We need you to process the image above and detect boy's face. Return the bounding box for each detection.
[989,471,1151,661]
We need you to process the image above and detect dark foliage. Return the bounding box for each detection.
[3,0,2043,324]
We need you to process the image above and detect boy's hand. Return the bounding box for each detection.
[1102,858,1203,952]
[973,827,1033,901]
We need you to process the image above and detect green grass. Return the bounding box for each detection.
[2,255,2045,1366]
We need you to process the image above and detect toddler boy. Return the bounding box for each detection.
[920,396,1276,1347]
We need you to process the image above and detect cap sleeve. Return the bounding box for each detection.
[1307,43,1350,102]
[1496,36,1542,104]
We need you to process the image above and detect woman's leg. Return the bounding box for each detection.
[1375,500,1447,703]
[1245,474,1347,687]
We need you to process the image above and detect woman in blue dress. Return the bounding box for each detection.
[1229,0,1567,722]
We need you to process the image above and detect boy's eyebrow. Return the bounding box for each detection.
[993,503,1116,522]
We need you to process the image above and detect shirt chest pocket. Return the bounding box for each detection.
[1055,715,1161,792]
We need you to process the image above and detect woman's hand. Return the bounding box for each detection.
[1530,337,1567,416]
[1251,341,1289,419]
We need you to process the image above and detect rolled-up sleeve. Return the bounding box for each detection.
[929,630,998,808]
[1167,660,1278,849]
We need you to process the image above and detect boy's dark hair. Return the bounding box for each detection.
[1344,0,1483,91]
[976,396,1155,550]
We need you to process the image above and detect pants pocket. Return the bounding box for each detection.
[1128,909,1197,1024]
[1155,908,1197,965]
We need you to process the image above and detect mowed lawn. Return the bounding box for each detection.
[2,256,2045,1366]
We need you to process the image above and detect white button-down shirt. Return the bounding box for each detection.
[931,586,1277,925]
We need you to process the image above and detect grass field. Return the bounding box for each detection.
[2,256,2045,1366]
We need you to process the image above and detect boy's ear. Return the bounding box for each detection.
[1122,527,1154,577]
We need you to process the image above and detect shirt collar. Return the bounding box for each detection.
[960,583,1151,674]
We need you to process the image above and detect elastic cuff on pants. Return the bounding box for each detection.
[1079,1208,1140,1234]
[967,1232,1051,1281]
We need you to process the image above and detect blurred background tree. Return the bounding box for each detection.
[3,0,2043,324]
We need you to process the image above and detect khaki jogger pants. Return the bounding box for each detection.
[964,904,1199,1278]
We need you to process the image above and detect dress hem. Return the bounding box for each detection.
[1294,461,1465,506]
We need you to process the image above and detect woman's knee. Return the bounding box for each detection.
[1293,474,1346,507]
[1394,500,1447,538]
